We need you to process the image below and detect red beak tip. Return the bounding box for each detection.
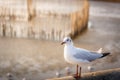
[61,42,65,45]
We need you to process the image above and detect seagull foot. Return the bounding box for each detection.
[73,74,81,79]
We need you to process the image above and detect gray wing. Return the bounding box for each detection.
[73,48,102,62]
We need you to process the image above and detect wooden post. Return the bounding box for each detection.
[27,0,35,21]
[47,68,120,80]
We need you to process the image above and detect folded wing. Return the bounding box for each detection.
[73,48,103,62]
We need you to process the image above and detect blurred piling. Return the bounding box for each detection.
[6,73,14,80]
[47,68,120,80]
[0,0,89,41]
[65,67,71,76]
[87,66,94,72]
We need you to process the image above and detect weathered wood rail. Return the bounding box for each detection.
[0,0,89,41]
[47,68,120,80]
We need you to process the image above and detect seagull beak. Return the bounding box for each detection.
[61,42,65,45]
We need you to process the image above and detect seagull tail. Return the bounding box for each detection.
[100,53,110,58]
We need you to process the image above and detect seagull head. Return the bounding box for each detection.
[61,37,73,45]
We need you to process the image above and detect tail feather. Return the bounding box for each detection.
[97,48,103,53]
[100,53,110,58]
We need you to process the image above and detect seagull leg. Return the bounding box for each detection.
[76,64,79,76]
[79,66,81,78]
[73,64,79,78]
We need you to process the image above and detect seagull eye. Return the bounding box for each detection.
[66,39,69,41]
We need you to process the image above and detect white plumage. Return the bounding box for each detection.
[62,37,103,64]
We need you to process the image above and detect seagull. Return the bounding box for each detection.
[61,37,110,78]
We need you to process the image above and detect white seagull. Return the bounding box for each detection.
[61,37,110,78]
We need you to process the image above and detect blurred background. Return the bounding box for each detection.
[0,0,120,80]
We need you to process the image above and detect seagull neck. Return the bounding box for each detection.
[65,43,74,47]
